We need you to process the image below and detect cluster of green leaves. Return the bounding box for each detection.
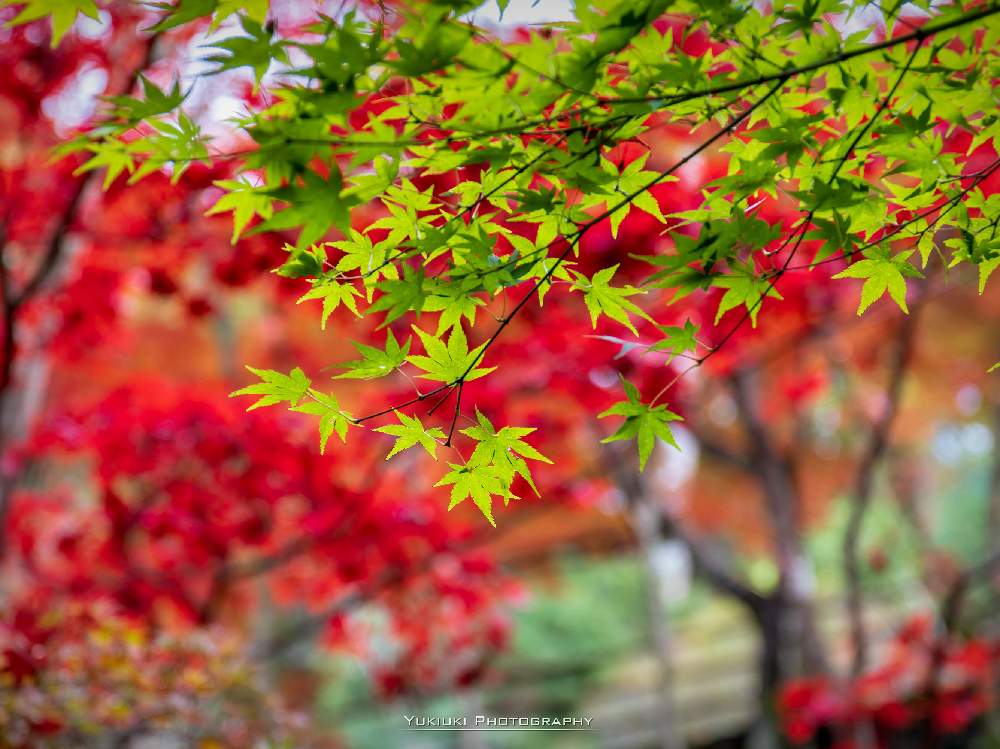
[31,0,1000,522]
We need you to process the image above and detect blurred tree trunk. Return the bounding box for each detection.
[631,490,686,749]
[730,369,828,684]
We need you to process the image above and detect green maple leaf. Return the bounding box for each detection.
[374,411,445,460]
[572,264,651,336]
[328,230,399,300]
[462,409,551,498]
[978,256,1000,295]
[600,154,673,238]
[369,267,427,328]
[205,180,273,244]
[832,248,923,315]
[255,170,354,248]
[213,0,268,26]
[332,330,410,380]
[713,262,783,327]
[126,113,209,184]
[650,319,699,364]
[805,210,855,265]
[205,15,287,89]
[1,0,100,46]
[275,243,325,279]
[105,76,186,124]
[407,325,496,383]
[230,366,310,411]
[147,0,216,32]
[290,389,354,454]
[435,463,504,527]
[73,141,135,190]
[423,287,484,335]
[297,277,361,329]
[599,377,683,471]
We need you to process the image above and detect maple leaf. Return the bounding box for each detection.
[650,319,700,364]
[214,0,269,27]
[407,325,496,383]
[332,330,410,380]
[832,248,923,315]
[369,266,428,327]
[461,410,551,498]
[1,0,100,46]
[435,463,504,527]
[602,153,673,238]
[328,230,399,300]
[374,411,445,460]
[572,264,651,336]
[255,170,355,248]
[230,366,311,411]
[599,377,683,471]
[290,389,355,453]
[206,15,287,89]
[205,180,274,244]
[297,277,361,329]
[105,76,186,124]
[147,0,216,33]
[73,141,135,190]
[275,243,326,279]
[713,261,783,327]
[423,287,484,335]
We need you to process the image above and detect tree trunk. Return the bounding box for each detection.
[631,492,686,749]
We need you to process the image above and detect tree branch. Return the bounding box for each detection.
[599,439,765,612]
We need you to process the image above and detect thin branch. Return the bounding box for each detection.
[601,5,996,106]
[444,381,464,446]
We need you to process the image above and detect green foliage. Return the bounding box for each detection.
[291,390,355,454]
[407,325,495,383]
[832,248,923,315]
[599,378,682,471]
[651,320,700,365]
[435,462,504,527]
[374,411,445,460]
[206,14,286,88]
[205,179,273,244]
[572,265,651,336]
[147,0,271,32]
[105,76,186,125]
[713,260,784,327]
[38,0,1000,521]
[230,366,311,410]
[332,331,410,381]
[297,276,361,329]
[1,0,99,46]
[462,410,552,499]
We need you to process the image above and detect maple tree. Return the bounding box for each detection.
[0,0,999,747]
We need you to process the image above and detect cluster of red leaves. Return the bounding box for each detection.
[778,615,999,746]
[2,381,517,691]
